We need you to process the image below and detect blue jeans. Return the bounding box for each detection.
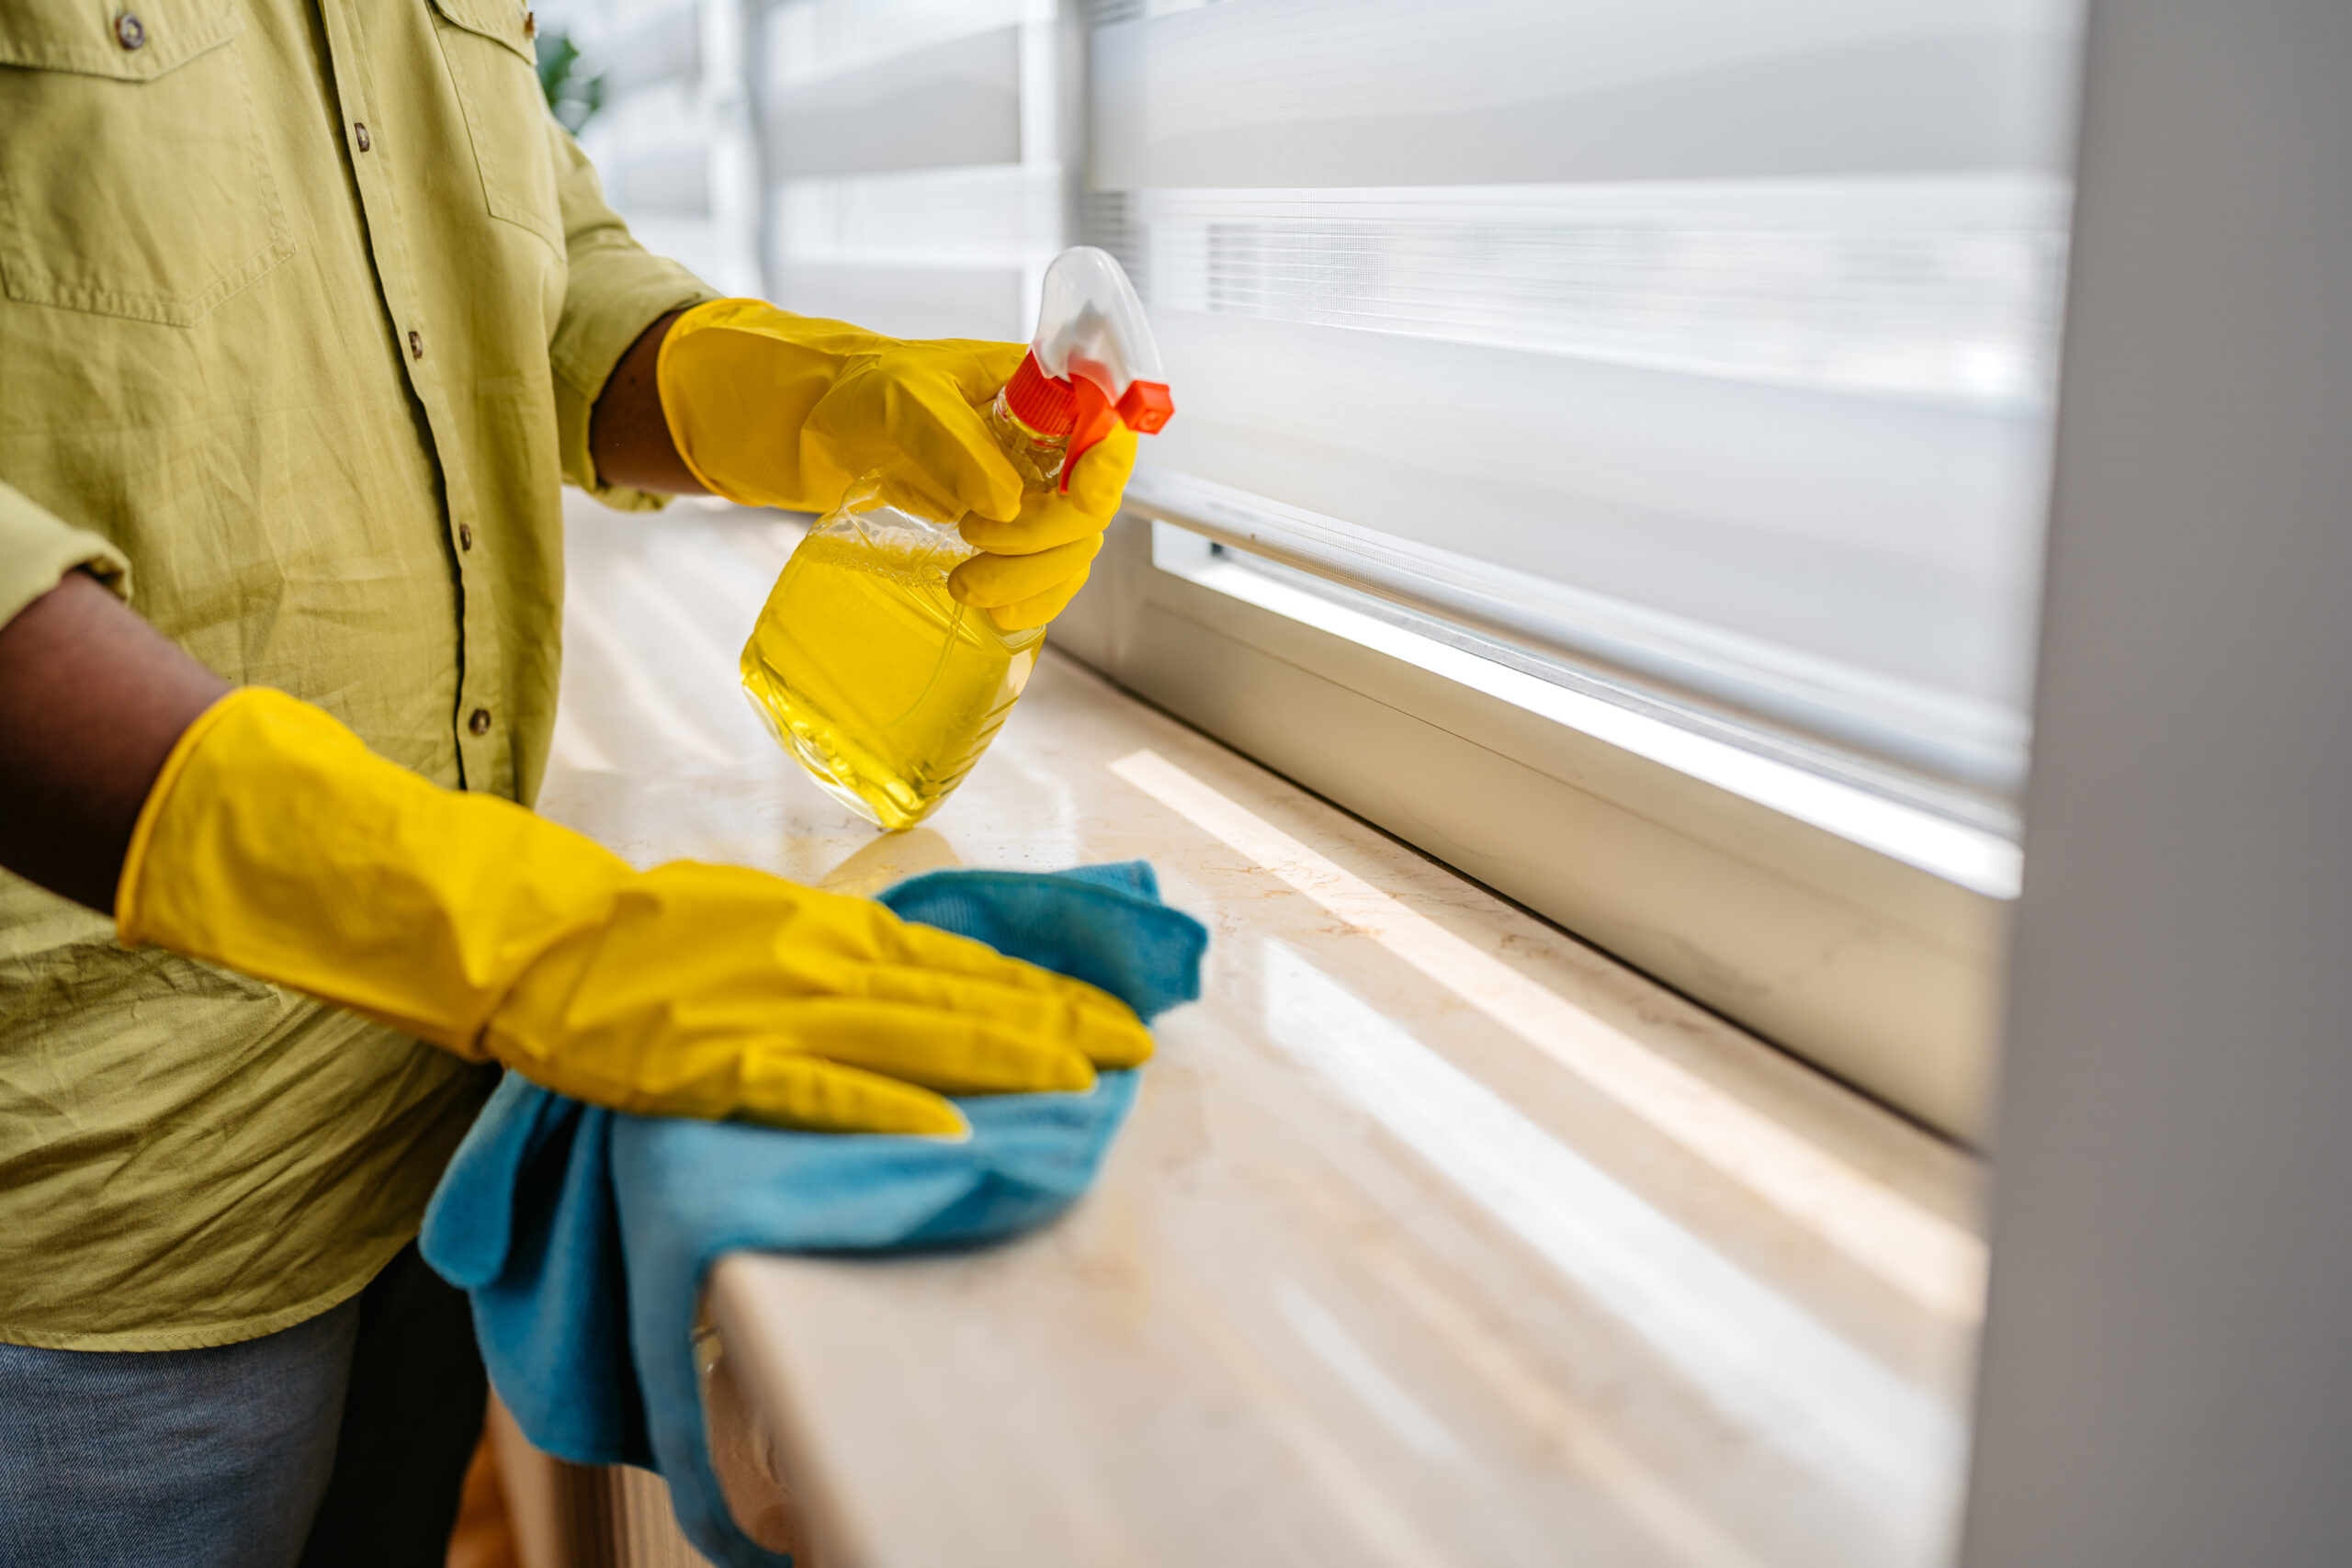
[0,1242,485,1568]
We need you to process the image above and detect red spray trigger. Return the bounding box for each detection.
[1063,377,1118,492]
[1058,376,1175,492]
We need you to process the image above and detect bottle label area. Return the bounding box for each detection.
[741,524,1044,831]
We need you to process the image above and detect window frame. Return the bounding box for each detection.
[1043,0,2057,1145]
[1054,502,2010,1144]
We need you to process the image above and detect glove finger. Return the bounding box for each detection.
[489,1015,974,1134]
[899,341,1028,519]
[952,423,1136,552]
[874,405,1024,525]
[788,887,1152,1060]
[780,1000,1103,1094]
[987,567,1092,632]
[1064,422,1139,518]
[948,536,1101,609]
[735,1054,971,1136]
[854,962,1155,1069]
[957,489,1111,555]
[875,921,1148,1043]
[870,908,1092,990]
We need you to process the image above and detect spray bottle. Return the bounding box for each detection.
[740,247,1173,830]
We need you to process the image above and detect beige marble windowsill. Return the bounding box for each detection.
[541,497,1985,1568]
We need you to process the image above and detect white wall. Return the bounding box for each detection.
[1962,3,2352,1561]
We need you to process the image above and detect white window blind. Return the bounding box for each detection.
[1087,0,2081,807]
[553,0,763,294]
[752,0,1069,343]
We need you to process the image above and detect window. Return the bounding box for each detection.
[559,0,2086,1142]
[1087,0,2076,813]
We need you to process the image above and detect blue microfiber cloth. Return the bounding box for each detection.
[419,862,1205,1568]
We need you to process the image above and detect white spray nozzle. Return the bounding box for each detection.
[1030,247,1171,433]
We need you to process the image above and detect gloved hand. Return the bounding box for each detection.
[116,688,1153,1136]
[657,299,1028,522]
[655,299,1139,629]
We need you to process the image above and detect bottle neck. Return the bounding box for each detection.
[989,389,1071,491]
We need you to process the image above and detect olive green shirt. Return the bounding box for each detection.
[0,0,717,1348]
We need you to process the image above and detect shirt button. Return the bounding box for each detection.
[468,707,492,737]
[408,330,424,359]
[354,122,371,152]
[114,12,145,49]
[524,10,537,39]
[458,523,474,551]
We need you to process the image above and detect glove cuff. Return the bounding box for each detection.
[115,686,635,1059]
[115,685,248,938]
[654,297,764,505]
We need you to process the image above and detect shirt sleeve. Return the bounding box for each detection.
[545,123,725,512]
[0,481,130,632]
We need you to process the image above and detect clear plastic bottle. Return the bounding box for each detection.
[740,247,1172,830]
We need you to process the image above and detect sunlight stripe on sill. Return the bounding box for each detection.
[1109,747,1988,1323]
[1171,547,2021,898]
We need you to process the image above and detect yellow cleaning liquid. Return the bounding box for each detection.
[741,515,1046,830]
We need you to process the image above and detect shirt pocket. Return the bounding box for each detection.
[0,0,293,326]
[428,0,563,254]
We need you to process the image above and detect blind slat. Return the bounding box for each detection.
[1087,0,2079,800]
[1092,0,2076,192]
[766,25,1022,180]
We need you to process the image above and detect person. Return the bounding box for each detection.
[0,4,1147,1562]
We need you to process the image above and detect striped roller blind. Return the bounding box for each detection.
[1087,0,2082,804]
[752,0,1071,343]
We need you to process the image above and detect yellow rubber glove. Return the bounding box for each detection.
[116,688,1154,1136]
[951,423,1140,630]
[656,299,1142,630]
